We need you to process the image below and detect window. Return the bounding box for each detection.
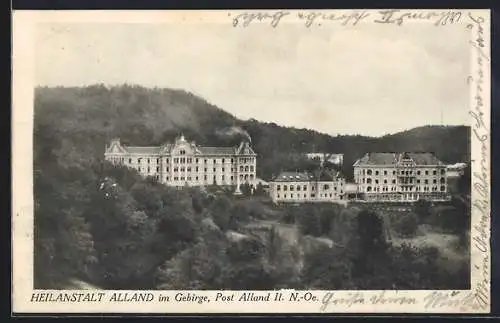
[147,158,150,164]
[367,186,372,192]
[425,170,429,175]
[277,185,281,191]
[231,158,234,163]
[440,177,445,183]
[250,166,254,172]
[441,169,445,175]
[240,166,244,172]
[138,158,142,163]
[375,171,379,176]
[213,168,216,172]
[166,167,169,172]
[196,166,199,172]
[187,167,191,172]
[303,185,307,191]
[204,159,207,164]
[222,158,225,163]
[129,158,132,163]
[323,184,329,190]
[311,194,315,198]
[231,176,233,180]
[204,168,207,172]
[196,158,199,163]
[433,170,437,175]
[204,175,207,180]
[297,185,301,191]
[424,179,428,184]
[180,176,185,181]
[222,175,225,181]
[196,176,199,180]
[222,167,225,172]
[181,167,185,172]
[367,169,372,175]
[156,167,160,172]
[433,179,437,184]
[393,171,396,175]
[213,159,217,164]
[367,178,372,184]
[290,185,294,191]
[166,158,169,163]
[375,180,379,184]
[440,185,446,192]
[384,170,387,175]
[250,175,254,180]
[291,194,294,198]
[147,167,150,172]
[180,150,185,155]
[384,179,387,184]
[244,166,249,172]
[284,185,288,191]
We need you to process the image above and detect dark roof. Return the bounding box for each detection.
[198,147,237,155]
[273,172,313,182]
[354,152,444,166]
[272,169,342,182]
[124,146,161,154]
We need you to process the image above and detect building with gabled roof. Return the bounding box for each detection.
[353,152,450,202]
[104,134,257,193]
[269,169,346,204]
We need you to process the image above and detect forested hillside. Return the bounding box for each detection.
[33,85,471,290]
[35,85,470,181]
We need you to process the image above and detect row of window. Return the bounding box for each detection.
[136,165,255,173]
[276,184,343,192]
[126,157,255,165]
[361,169,445,176]
[365,185,446,192]
[276,193,344,200]
[362,177,445,185]
[143,172,255,181]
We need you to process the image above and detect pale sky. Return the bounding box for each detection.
[35,21,471,137]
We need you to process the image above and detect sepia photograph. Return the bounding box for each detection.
[12,9,491,313]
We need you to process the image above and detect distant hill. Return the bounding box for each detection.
[34,85,470,180]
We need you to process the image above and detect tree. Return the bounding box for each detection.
[414,199,432,222]
[393,213,419,238]
[352,209,389,278]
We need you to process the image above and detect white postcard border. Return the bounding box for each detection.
[11,9,491,314]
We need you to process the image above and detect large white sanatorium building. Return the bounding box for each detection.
[104,134,257,192]
[353,152,450,202]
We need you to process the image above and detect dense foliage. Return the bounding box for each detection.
[34,85,471,290]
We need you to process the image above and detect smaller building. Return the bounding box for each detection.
[269,169,346,204]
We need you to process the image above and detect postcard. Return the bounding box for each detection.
[12,9,491,314]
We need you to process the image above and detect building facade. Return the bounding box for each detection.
[353,152,450,202]
[104,134,257,192]
[269,170,346,204]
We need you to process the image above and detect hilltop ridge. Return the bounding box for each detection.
[35,85,470,180]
